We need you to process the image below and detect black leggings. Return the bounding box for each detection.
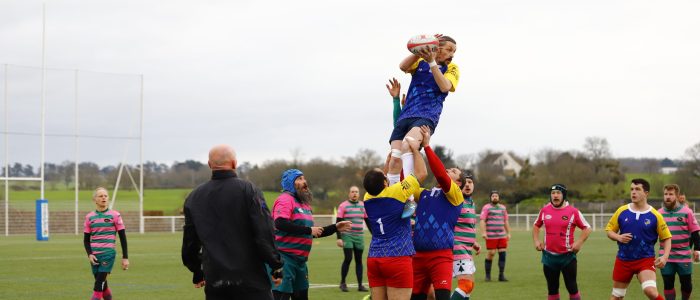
[341,248,364,284]
[543,259,578,296]
[93,272,108,292]
[662,274,693,294]
[273,289,308,300]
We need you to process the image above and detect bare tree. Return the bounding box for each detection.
[583,136,611,161]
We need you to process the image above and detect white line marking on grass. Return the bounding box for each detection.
[309,283,363,289]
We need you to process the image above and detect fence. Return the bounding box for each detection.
[2,212,698,234]
[143,213,700,233]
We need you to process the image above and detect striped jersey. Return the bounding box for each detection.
[534,203,590,254]
[658,204,700,263]
[453,196,478,260]
[337,200,367,236]
[605,204,672,261]
[399,59,459,127]
[481,203,508,239]
[413,183,463,252]
[273,192,314,260]
[83,209,125,255]
[364,175,422,258]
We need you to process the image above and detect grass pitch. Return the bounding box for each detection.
[0,231,697,299]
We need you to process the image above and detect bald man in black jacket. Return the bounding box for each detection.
[182,144,283,300]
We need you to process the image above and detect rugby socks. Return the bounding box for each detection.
[484,259,492,280]
[547,294,559,300]
[664,289,676,300]
[654,294,664,300]
[387,173,401,185]
[103,287,112,300]
[401,152,414,176]
[498,252,507,278]
[569,292,580,300]
[450,288,469,300]
[90,291,103,300]
[681,291,690,300]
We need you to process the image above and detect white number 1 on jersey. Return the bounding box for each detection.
[377,218,385,235]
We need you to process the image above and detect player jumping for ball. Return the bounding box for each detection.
[386,35,459,218]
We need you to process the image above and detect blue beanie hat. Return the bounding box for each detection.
[281,169,304,194]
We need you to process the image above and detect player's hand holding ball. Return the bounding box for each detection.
[407,34,438,56]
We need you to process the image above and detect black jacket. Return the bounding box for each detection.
[181,170,282,291]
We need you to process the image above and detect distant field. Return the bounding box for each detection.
[0,189,281,215]
[1,230,696,299]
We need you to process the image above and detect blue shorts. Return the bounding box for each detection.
[389,117,435,143]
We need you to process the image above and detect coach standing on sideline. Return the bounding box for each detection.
[182,144,283,300]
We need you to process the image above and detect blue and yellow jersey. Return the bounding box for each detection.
[605,204,672,261]
[364,175,422,258]
[398,59,460,127]
[413,181,463,251]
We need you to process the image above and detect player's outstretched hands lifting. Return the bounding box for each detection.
[419,125,431,147]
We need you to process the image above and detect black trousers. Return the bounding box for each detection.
[205,286,273,300]
[543,259,578,296]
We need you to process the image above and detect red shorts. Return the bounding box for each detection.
[367,256,413,288]
[412,249,454,294]
[485,238,508,250]
[612,257,656,283]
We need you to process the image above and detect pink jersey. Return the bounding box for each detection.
[272,193,314,259]
[658,204,700,263]
[534,203,590,254]
[83,209,125,255]
[453,197,478,260]
[480,203,508,239]
[337,200,367,235]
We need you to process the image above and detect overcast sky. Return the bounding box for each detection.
[1,0,699,168]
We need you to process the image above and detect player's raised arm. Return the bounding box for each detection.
[386,78,403,125]
[399,53,421,73]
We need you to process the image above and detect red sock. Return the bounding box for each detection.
[547,294,559,300]
[663,289,675,300]
[91,291,103,300]
[103,287,112,300]
[569,292,581,300]
[655,294,664,300]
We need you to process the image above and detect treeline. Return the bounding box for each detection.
[3,139,699,214]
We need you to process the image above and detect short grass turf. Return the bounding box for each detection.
[1,230,697,299]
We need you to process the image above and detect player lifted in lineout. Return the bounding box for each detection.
[387,34,460,218]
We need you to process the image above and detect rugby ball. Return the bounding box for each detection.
[407,34,439,55]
